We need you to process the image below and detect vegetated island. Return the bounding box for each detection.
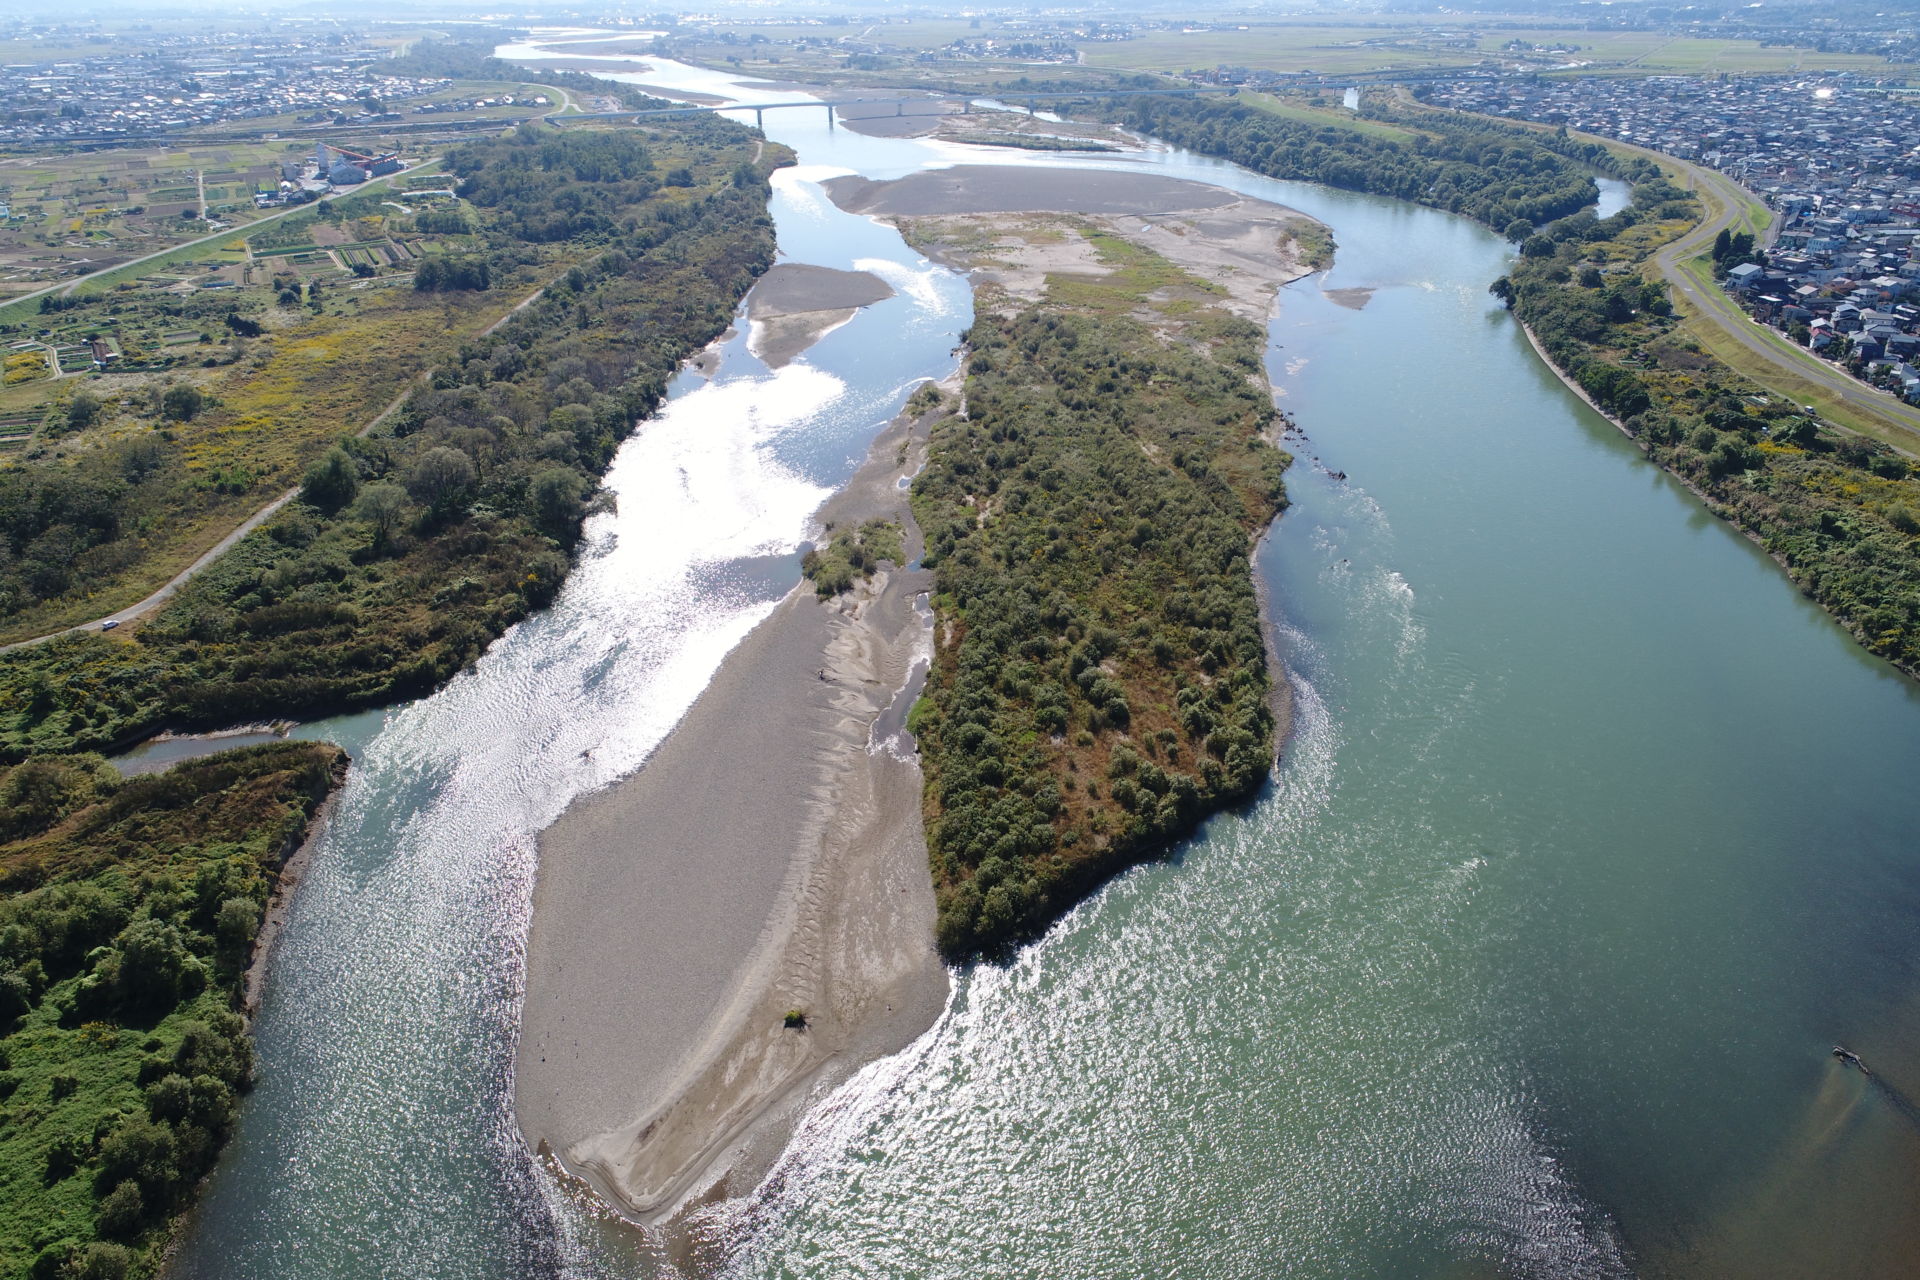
[832,164,1323,959]
[512,163,1324,1228]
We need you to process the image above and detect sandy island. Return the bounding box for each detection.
[515,162,1322,1231]
[745,263,893,368]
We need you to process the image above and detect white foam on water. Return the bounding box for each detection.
[851,256,956,316]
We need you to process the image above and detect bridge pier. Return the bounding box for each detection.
[753,107,764,130]
[825,102,834,131]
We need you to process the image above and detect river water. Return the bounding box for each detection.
[170,46,1920,1280]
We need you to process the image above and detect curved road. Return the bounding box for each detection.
[0,377,424,655]
[1613,136,1920,448]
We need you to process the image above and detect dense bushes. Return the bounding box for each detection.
[915,303,1285,960]
[0,742,342,1278]
[411,257,492,293]
[801,519,903,597]
[0,126,778,760]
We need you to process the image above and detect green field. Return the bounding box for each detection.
[1239,93,1423,141]
[1078,23,1915,77]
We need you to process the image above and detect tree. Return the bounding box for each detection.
[529,467,585,534]
[97,1116,180,1202]
[405,446,475,510]
[1776,416,1819,449]
[300,446,360,513]
[67,391,103,431]
[160,384,205,422]
[355,482,409,547]
[1504,218,1533,241]
[73,1243,134,1280]
[113,918,201,1012]
[96,1181,146,1240]
[1712,226,1732,263]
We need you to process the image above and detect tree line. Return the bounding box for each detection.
[1078,96,1655,237]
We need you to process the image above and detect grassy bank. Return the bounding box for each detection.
[0,741,344,1279]
[912,248,1286,960]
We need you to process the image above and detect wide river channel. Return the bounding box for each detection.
[169,42,1920,1280]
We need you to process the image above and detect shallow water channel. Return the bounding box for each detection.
[170,47,1920,1280]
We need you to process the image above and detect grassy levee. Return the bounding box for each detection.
[1500,182,1920,677]
[0,741,345,1279]
[912,245,1288,961]
[1464,115,1920,455]
[1238,91,1424,142]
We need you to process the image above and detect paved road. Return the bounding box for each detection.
[1627,140,1920,447]
[0,488,305,656]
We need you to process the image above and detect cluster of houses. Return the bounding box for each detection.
[1727,261,1920,401]
[0,27,454,142]
[1425,72,1920,401]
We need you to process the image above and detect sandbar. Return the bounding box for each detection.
[517,373,949,1224]
[743,264,893,368]
[827,164,1240,219]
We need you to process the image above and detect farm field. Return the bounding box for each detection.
[0,142,303,305]
[0,166,561,642]
[1076,23,1918,77]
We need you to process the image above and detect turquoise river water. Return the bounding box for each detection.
[167,41,1920,1280]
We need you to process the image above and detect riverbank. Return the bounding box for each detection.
[242,750,350,1016]
[516,369,950,1223]
[1502,182,1920,680]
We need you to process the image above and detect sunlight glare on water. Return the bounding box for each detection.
[172,36,1920,1280]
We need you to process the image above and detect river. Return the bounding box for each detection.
[169,46,1920,1280]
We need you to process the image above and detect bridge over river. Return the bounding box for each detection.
[558,85,1239,131]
